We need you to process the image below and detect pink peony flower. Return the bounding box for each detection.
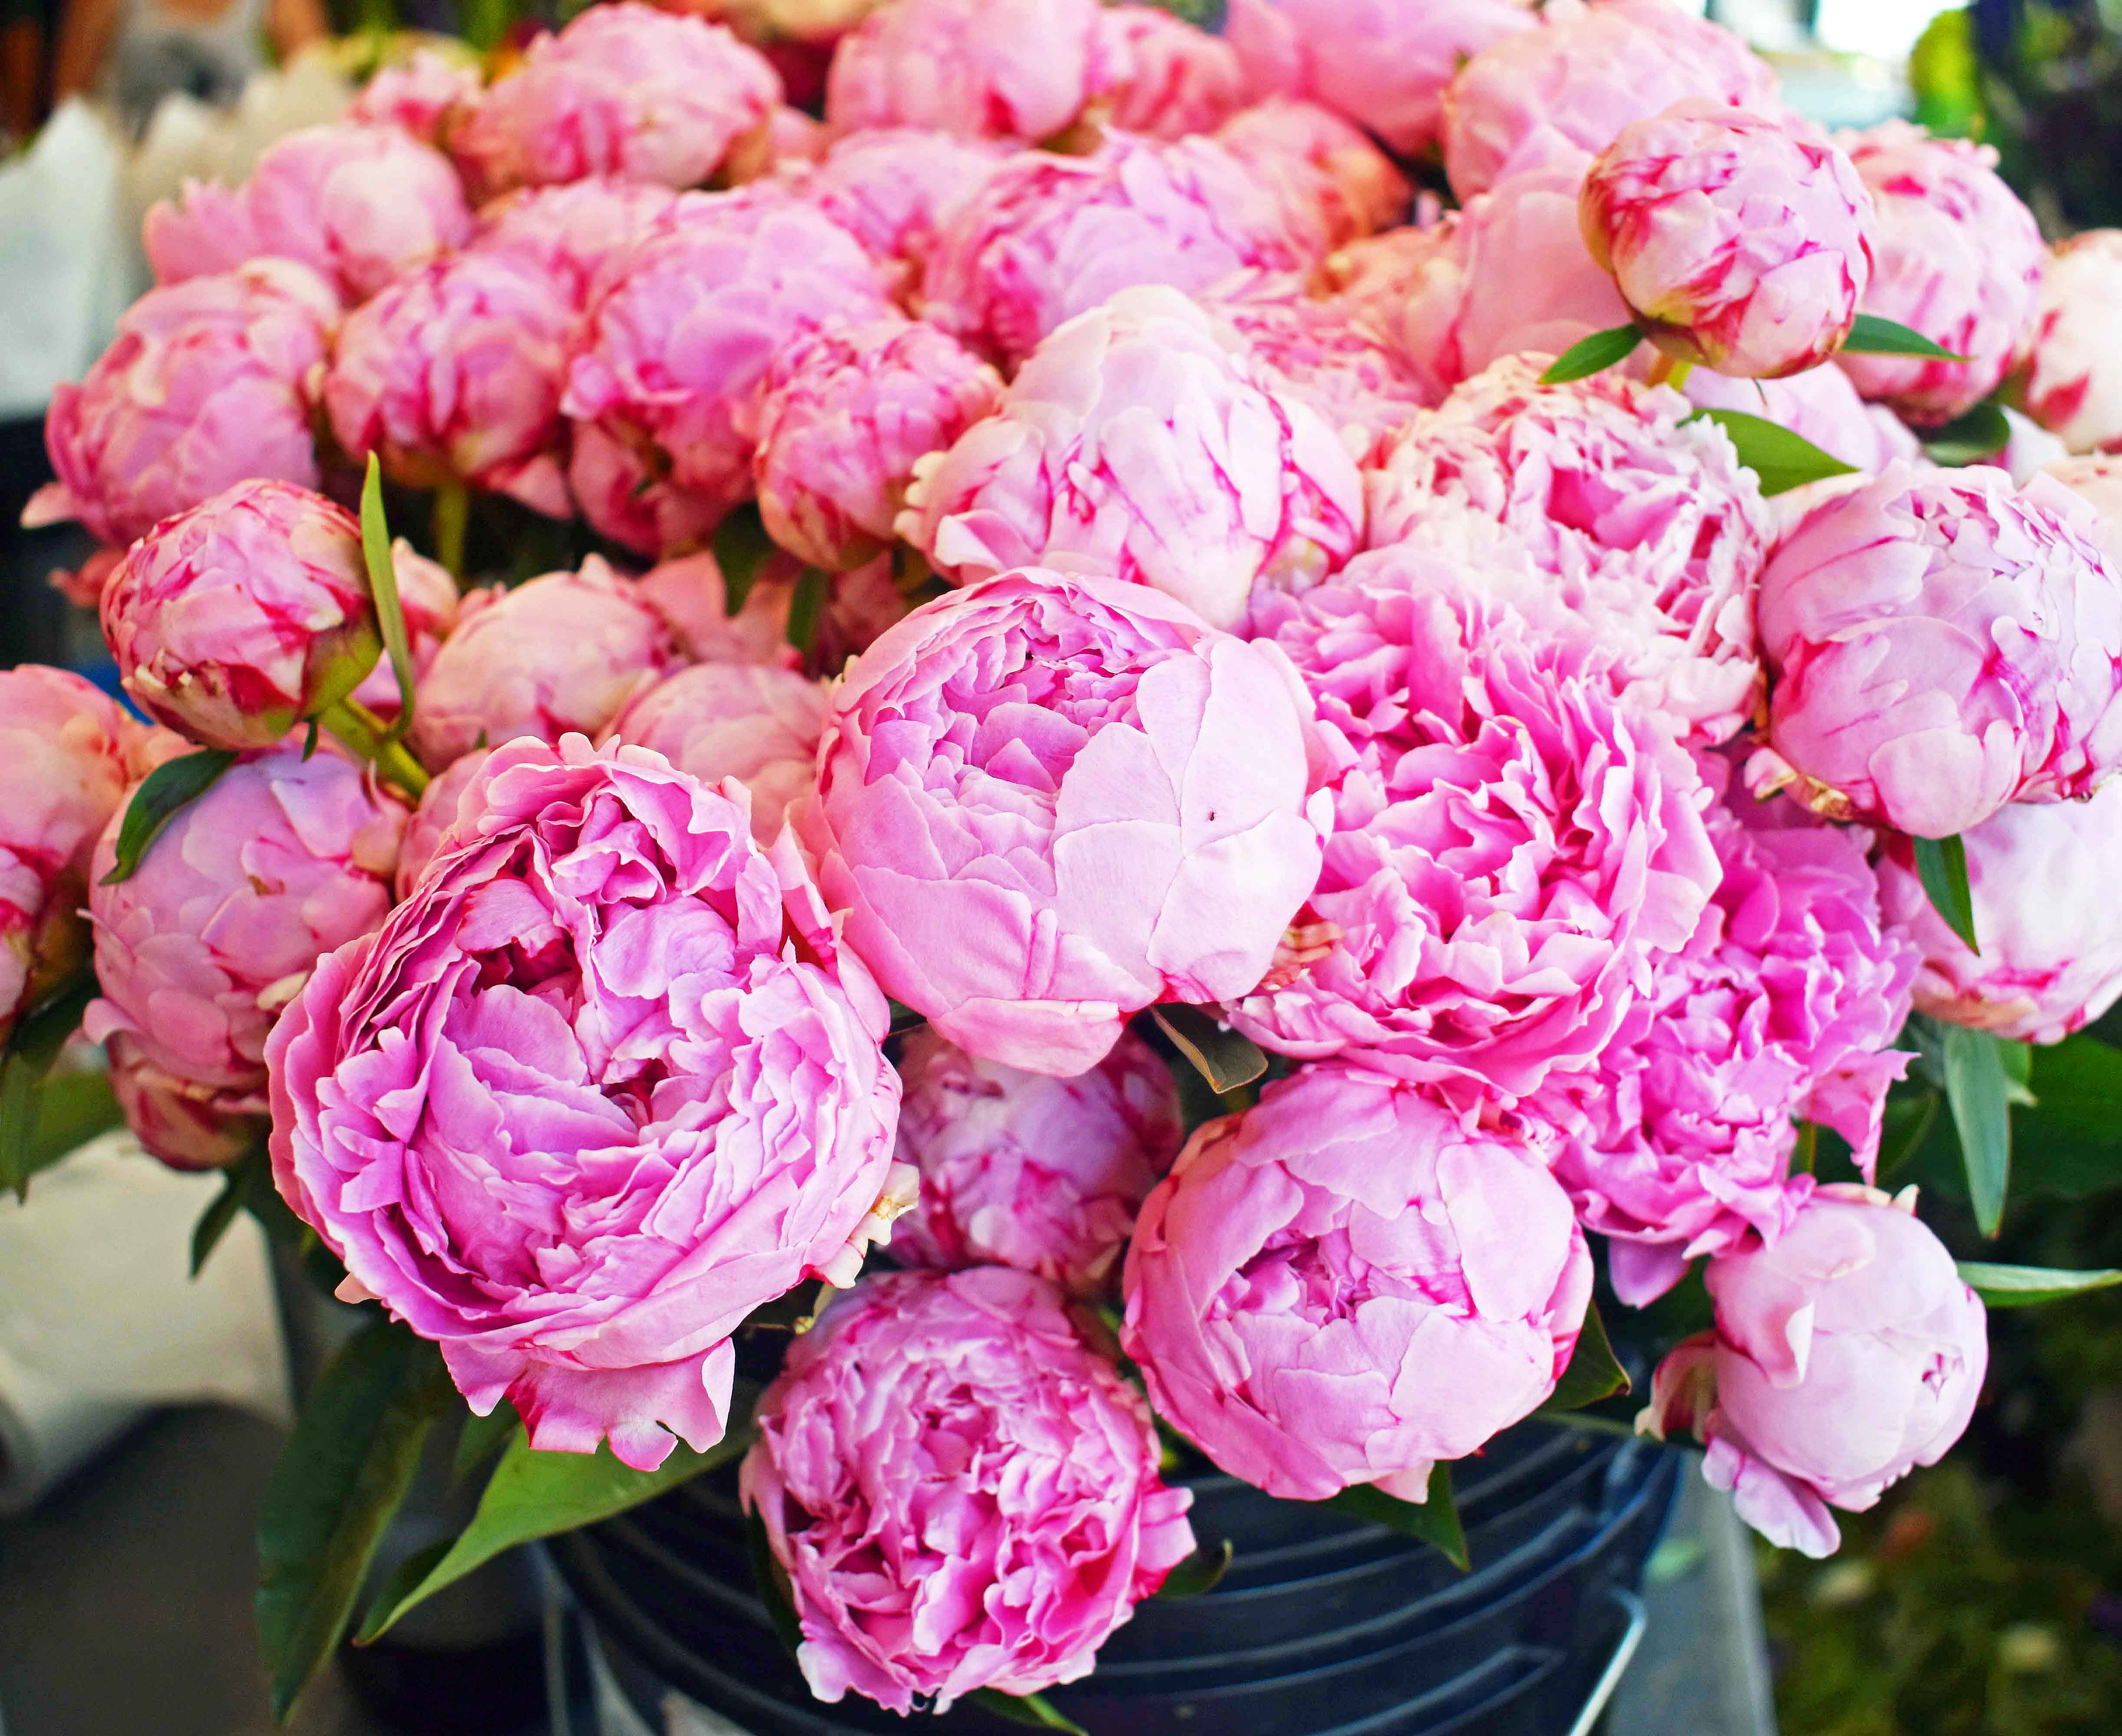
[603,662,827,842]
[793,566,1328,1076]
[99,480,382,753]
[323,249,576,518]
[890,1025,1182,1296]
[348,48,483,144]
[408,557,686,770]
[1229,0,1536,159]
[266,735,904,1469]
[564,421,726,560]
[2020,230,2122,456]
[1684,365,1922,477]
[1641,1184,1987,1557]
[1230,548,1720,1095]
[449,3,781,198]
[1440,0,1781,202]
[635,548,800,667]
[1315,221,1466,398]
[1837,122,2043,426]
[24,260,339,551]
[751,317,1002,571]
[1753,463,2122,838]
[1087,5,1248,141]
[105,1047,268,1170]
[393,747,489,899]
[789,127,1009,270]
[1581,102,1876,379]
[470,178,683,310]
[1122,1062,1592,1501]
[741,1266,1195,1712]
[823,0,1101,142]
[916,132,1321,366]
[1214,98,1411,253]
[1365,355,1774,745]
[2045,454,2122,568]
[900,285,1364,631]
[146,123,471,302]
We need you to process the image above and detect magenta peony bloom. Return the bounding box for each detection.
[891,1025,1182,1296]
[471,178,682,310]
[751,317,1002,572]
[741,1266,1195,1712]
[824,0,1101,142]
[1642,1184,1987,1557]
[564,421,726,560]
[1087,5,1248,141]
[266,735,905,1468]
[1837,122,2043,426]
[790,127,1008,270]
[1753,463,2122,838]
[901,286,1364,631]
[1581,102,1876,379]
[408,557,686,771]
[323,249,576,518]
[1440,0,1780,201]
[1230,548,1720,1095]
[348,48,482,143]
[1365,355,1774,745]
[1123,1062,1592,1501]
[793,566,1328,1076]
[635,548,800,667]
[604,662,827,843]
[99,480,382,753]
[2021,231,2122,456]
[393,747,489,900]
[449,2,781,198]
[1229,0,1535,159]
[24,260,338,551]
[1214,98,1410,253]
[916,132,1320,366]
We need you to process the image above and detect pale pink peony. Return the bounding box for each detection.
[393,747,489,900]
[408,557,686,771]
[635,548,800,667]
[1315,221,1466,397]
[751,318,1002,571]
[1122,1062,1592,1501]
[789,127,1009,270]
[901,286,1364,631]
[2045,454,2122,569]
[2020,231,2122,456]
[793,566,1328,1076]
[266,735,904,1469]
[348,48,482,144]
[1837,122,2043,426]
[741,1266,1194,1713]
[603,662,827,842]
[823,0,1101,142]
[1087,5,1248,141]
[564,421,726,559]
[1228,0,1536,158]
[449,3,781,198]
[1214,98,1411,253]
[1642,1184,1986,1557]
[24,260,339,551]
[471,178,683,309]
[890,1025,1182,1296]
[1753,463,2122,838]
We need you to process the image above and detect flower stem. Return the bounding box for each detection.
[318,698,430,799]
[432,480,470,583]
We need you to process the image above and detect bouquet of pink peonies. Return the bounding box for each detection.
[14,0,2122,1729]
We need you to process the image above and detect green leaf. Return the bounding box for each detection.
[361,455,420,739]
[1956,1262,2122,1306]
[100,750,237,886]
[1155,1537,1234,1599]
[1876,1088,1942,1184]
[19,1067,123,1187]
[1544,1298,1631,1410]
[1687,408,1859,496]
[190,1164,251,1277]
[711,504,777,618]
[786,567,829,656]
[1151,1005,1268,1094]
[1,974,101,1201]
[964,1690,1089,1734]
[257,1320,454,1718]
[1912,834,1978,953]
[450,1400,520,1489]
[1938,1023,2013,1237]
[745,1504,805,1657]
[1842,313,1970,359]
[1323,1463,1470,1572]
[1923,401,2013,467]
[1539,325,1643,384]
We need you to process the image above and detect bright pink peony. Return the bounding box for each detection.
[393,747,489,900]
[449,3,781,198]
[1087,5,1248,141]
[24,260,339,550]
[1581,102,1875,378]
[1214,98,1410,253]
[823,0,1101,142]
[564,421,726,560]
[751,317,1002,571]
[408,557,686,771]
[793,566,1328,1076]
[891,1025,1182,1296]
[471,178,683,309]
[1753,463,2122,838]
[1122,1062,1592,1501]
[266,735,905,1469]
[1642,1184,1987,1557]
[2020,231,2122,456]
[603,662,827,842]
[348,48,482,143]
[901,286,1364,631]
[789,127,1009,270]
[1838,122,2043,426]
[741,1266,1194,1713]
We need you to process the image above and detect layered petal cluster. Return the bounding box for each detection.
[891,1026,1182,1296]
[741,1267,1195,1713]
[564,422,727,559]
[348,48,482,144]
[823,0,1101,141]
[24,260,339,550]
[2046,454,2122,567]
[266,736,904,1468]
[1087,5,1248,142]
[1214,97,1410,252]
[1122,1063,1592,1500]
[1755,463,2122,838]
[470,178,682,310]
[2020,230,2122,456]
[793,567,1328,1076]
[1643,1185,1987,1557]
[604,662,828,843]
[901,286,1364,631]
[394,748,489,899]
[635,548,801,667]
[790,127,1008,270]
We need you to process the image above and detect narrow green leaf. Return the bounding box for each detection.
[1842,313,1969,359]
[190,1165,251,1278]
[1151,1005,1268,1094]
[17,1066,123,1189]
[1876,1088,1941,1184]
[786,567,829,655]
[1323,1463,1470,1572]
[1912,835,1978,953]
[1939,1023,2012,1237]
[100,750,237,885]
[1956,1262,2122,1307]
[965,1690,1090,1734]
[451,1401,520,1489]
[711,504,777,618]
[360,456,419,740]
[1923,401,2014,467]
[1,974,101,1201]
[1544,1298,1631,1410]
[1687,408,1859,496]
[1539,325,1643,385]
[1155,1537,1234,1600]
[745,1504,805,1657]
[1999,1036,2036,1108]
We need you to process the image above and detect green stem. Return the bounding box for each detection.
[432,481,470,584]
[319,698,430,799]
